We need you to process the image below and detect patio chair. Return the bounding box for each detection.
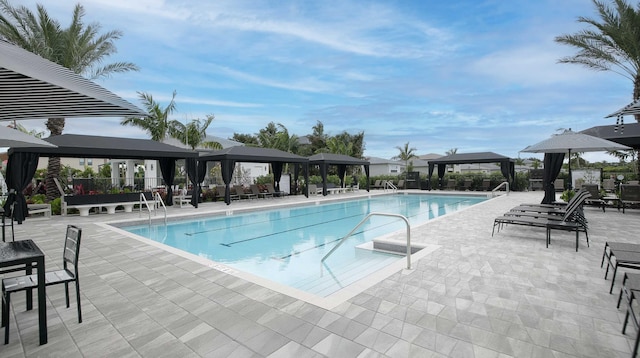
[215,186,239,201]
[480,179,491,191]
[582,184,606,212]
[250,184,272,199]
[1,201,14,242]
[445,179,456,190]
[233,185,257,200]
[554,178,564,192]
[603,243,640,294]
[492,191,590,251]
[396,180,405,189]
[620,184,640,213]
[617,272,640,358]
[603,178,616,193]
[458,179,472,191]
[2,225,82,344]
[265,183,285,197]
[371,180,383,189]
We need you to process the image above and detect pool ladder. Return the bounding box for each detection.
[321,212,412,270]
[139,192,167,224]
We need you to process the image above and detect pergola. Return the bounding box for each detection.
[198,146,309,205]
[9,135,197,218]
[308,153,370,196]
[581,123,640,150]
[427,152,515,190]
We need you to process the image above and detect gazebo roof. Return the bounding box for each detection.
[427,152,514,165]
[308,153,369,165]
[199,146,308,163]
[9,134,197,160]
[581,123,640,149]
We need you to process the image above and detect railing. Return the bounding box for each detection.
[384,181,397,192]
[491,181,510,197]
[139,192,167,224]
[321,212,412,271]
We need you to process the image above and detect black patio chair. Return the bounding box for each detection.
[2,225,82,344]
[1,201,14,242]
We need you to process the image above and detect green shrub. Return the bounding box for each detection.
[51,197,62,215]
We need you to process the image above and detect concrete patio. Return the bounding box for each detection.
[1,190,639,357]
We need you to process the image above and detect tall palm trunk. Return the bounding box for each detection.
[634,74,640,123]
[45,118,65,201]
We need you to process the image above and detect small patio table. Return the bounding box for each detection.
[0,240,46,344]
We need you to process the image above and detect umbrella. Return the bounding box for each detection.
[521,129,630,189]
[0,125,57,148]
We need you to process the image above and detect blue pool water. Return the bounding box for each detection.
[122,194,486,297]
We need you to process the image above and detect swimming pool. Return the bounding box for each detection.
[120,193,486,298]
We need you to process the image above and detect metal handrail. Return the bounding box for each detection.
[491,181,510,196]
[139,192,167,224]
[321,212,412,270]
[384,181,397,192]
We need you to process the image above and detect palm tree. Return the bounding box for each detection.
[324,136,354,156]
[555,0,640,121]
[0,1,138,200]
[121,91,178,142]
[170,115,222,150]
[393,142,418,173]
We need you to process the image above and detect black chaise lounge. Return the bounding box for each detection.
[616,272,640,358]
[603,242,640,294]
[492,191,590,251]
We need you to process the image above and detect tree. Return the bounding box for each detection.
[170,115,222,150]
[121,91,178,142]
[231,133,259,146]
[0,1,139,200]
[393,142,418,173]
[555,0,640,121]
[445,148,458,156]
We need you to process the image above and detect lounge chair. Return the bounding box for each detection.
[480,179,491,191]
[265,183,285,197]
[458,179,472,191]
[554,179,565,192]
[396,180,405,189]
[620,184,640,213]
[371,180,383,189]
[445,179,456,190]
[250,184,272,199]
[2,225,83,344]
[215,186,239,201]
[617,272,640,358]
[308,184,322,195]
[603,178,616,193]
[582,184,606,212]
[603,242,640,293]
[234,185,257,200]
[492,190,590,251]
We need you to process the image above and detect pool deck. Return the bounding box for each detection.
[2,190,639,357]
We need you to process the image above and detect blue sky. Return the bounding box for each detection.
[15,0,635,162]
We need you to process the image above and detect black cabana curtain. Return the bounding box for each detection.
[221,160,236,205]
[272,161,283,192]
[500,161,512,189]
[542,153,565,204]
[364,165,370,192]
[337,164,346,188]
[159,158,176,206]
[437,164,446,189]
[427,164,435,190]
[3,152,40,224]
[320,163,328,196]
[185,158,202,208]
[293,163,300,194]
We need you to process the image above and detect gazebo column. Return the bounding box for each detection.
[111,160,121,189]
[125,160,135,187]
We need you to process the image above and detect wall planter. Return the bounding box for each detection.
[66,192,152,206]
